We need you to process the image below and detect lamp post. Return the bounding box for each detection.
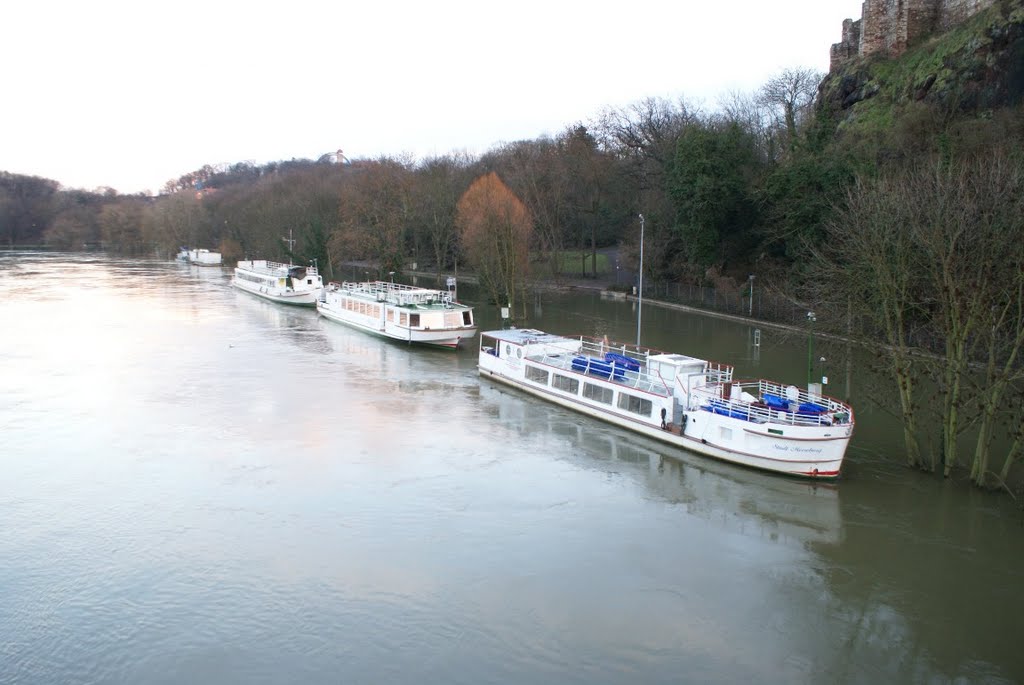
[807,311,817,386]
[748,274,755,317]
[637,214,645,347]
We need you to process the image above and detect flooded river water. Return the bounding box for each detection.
[1,252,1022,684]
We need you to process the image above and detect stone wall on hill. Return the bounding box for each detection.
[830,0,997,70]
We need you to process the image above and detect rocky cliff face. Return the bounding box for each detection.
[821,2,1024,120]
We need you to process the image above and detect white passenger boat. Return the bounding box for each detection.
[478,329,855,479]
[317,280,477,348]
[187,248,222,266]
[232,259,323,306]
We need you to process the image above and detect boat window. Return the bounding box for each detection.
[505,345,511,355]
[552,374,579,394]
[463,311,472,326]
[410,314,420,327]
[720,427,733,441]
[525,366,549,385]
[401,313,408,326]
[516,349,522,358]
[583,383,614,405]
[617,393,652,417]
[387,310,394,322]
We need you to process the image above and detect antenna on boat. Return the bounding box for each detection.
[281,229,295,255]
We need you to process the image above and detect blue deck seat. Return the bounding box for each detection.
[604,352,640,372]
[572,356,626,380]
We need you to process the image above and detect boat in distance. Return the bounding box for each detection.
[478,328,855,479]
[232,259,323,306]
[317,280,477,348]
[186,248,222,266]
[176,247,221,265]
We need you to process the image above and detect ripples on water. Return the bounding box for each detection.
[1,253,1022,685]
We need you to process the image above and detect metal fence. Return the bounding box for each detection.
[638,281,810,327]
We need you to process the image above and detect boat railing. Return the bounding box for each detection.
[687,378,853,427]
[338,281,457,307]
[243,260,319,275]
[525,336,673,397]
[674,363,732,410]
[703,362,734,386]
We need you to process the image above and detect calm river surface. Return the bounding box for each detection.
[2,252,1022,684]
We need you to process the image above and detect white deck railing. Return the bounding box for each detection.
[242,260,318,276]
[332,281,456,307]
[687,378,854,427]
[525,336,684,398]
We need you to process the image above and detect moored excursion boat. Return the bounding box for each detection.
[187,248,222,266]
[478,329,855,479]
[232,259,323,306]
[317,280,477,348]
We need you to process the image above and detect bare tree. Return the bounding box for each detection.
[143,191,208,255]
[718,89,778,162]
[813,174,930,469]
[594,96,698,185]
[490,138,569,280]
[757,67,823,154]
[813,152,1024,486]
[410,153,473,278]
[331,158,413,277]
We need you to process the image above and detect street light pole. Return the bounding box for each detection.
[637,214,645,347]
[748,274,755,317]
[807,311,816,386]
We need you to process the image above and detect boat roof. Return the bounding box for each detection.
[237,260,318,275]
[481,328,571,345]
[333,281,469,309]
[648,352,708,365]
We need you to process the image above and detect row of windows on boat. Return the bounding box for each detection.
[329,297,473,327]
[524,365,654,417]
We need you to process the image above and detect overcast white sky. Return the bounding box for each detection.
[2,1,865,195]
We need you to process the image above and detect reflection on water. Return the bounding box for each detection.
[478,382,842,546]
[233,289,331,356]
[1,253,1022,685]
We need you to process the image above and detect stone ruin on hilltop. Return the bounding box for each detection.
[831,0,997,70]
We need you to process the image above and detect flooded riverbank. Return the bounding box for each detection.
[1,252,1021,684]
